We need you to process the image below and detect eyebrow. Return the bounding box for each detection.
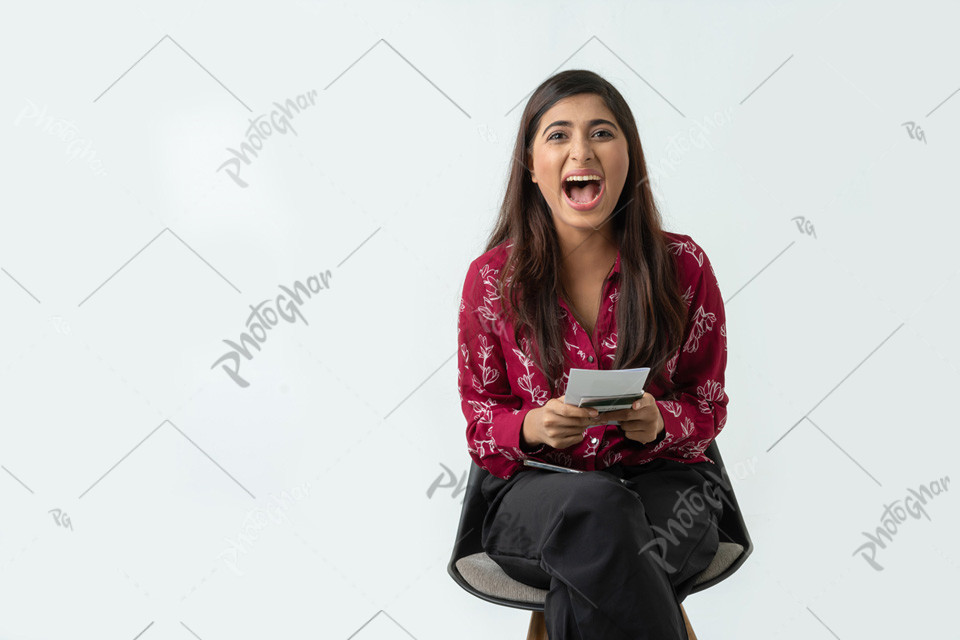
[542,119,619,138]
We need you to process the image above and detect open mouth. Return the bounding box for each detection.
[562,175,604,210]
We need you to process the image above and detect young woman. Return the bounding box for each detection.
[457,69,729,639]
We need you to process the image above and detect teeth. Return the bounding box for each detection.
[565,175,603,182]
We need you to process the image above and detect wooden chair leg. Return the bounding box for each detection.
[527,603,695,639]
[526,611,547,640]
[681,603,698,640]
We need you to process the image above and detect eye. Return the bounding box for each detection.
[547,129,614,141]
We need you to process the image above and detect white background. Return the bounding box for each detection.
[2,1,958,638]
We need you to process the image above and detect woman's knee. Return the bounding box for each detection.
[554,472,646,531]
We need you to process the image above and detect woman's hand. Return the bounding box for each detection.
[520,395,608,450]
[599,392,665,445]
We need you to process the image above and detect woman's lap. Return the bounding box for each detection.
[479,457,725,600]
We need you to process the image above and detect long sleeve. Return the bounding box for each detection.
[457,261,546,479]
[650,243,728,461]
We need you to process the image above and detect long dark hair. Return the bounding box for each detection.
[486,69,687,397]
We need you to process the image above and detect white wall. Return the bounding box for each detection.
[1,1,957,637]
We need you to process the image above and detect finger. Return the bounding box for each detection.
[554,433,585,449]
[622,423,655,441]
[546,423,594,438]
[558,394,596,412]
[577,414,601,428]
[620,418,652,433]
[548,398,597,422]
[598,402,643,421]
[599,409,628,421]
[560,402,599,419]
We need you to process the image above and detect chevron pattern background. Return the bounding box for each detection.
[2,1,958,638]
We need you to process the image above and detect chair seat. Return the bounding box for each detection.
[455,541,745,603]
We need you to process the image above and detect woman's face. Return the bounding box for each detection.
[527,93,630,238]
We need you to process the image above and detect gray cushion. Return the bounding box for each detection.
[693,541,744,584]
[455,542,744,603]
[455,553,549,603]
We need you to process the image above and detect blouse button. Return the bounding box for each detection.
[587,355,594,363]
[590,436,599,445]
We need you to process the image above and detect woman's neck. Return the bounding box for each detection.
[557,229,619,279]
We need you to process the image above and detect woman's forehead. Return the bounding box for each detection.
[536,94,618,130]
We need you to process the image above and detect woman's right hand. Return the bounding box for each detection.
[520,395,605,450]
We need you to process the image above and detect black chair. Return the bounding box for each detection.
[447,440,752,639]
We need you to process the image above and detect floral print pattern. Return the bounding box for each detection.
[457,232,728,479]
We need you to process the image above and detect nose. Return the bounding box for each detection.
[570,132,594,161]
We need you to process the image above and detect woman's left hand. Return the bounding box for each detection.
[594,392,665,445]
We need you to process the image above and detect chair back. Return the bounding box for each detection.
[689,440,753,593]
[447,454,505,604]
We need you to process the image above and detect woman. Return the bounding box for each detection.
[457,69,729,639]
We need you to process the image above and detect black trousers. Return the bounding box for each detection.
[480,458,728,640]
